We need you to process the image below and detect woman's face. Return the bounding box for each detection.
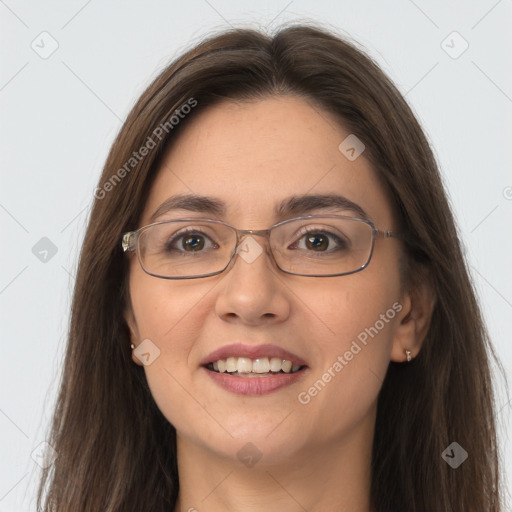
[126,96,407,465]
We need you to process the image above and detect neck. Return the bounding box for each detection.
[173,410,374,512]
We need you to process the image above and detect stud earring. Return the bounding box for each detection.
[405,349,412,362]
[130,343,135,350]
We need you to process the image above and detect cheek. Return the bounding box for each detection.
[129,266,210,350]
[128,263,235,401]
[306,261,401,349]
[298,265,402,412]
[128,270,215,432]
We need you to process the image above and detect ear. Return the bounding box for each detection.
[125,306,144,367]
[390,275,436,363]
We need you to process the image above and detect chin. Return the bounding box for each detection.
[197,418,308,464]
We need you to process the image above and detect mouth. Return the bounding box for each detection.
[205,357,305,377]
[201,343,309,395]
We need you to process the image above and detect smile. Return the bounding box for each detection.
[201,343,309,395]
[207,356,303,376]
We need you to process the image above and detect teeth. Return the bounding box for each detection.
[226,357,237,372]
[237,357,253,373]
[269,357,282,372]
[209,356,302,374]
[282,360,292,373]
[252,357,270,373]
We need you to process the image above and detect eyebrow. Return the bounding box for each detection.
[149,193,368,223]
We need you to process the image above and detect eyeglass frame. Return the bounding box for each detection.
[121,214,403,279]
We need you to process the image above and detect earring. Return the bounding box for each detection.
[405,349,412,362]
[130,343,135,350]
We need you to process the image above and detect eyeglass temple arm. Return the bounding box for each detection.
[375,229,408,241]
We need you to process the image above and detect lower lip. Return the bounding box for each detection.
[203,367,308,395]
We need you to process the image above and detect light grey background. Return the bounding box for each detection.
[1,1,511,510]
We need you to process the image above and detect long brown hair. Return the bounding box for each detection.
[37,24,505,511]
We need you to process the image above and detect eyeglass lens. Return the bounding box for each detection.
[136,217,374,278]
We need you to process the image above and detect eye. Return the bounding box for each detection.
[290,227,349,252]
[165,228,219,253]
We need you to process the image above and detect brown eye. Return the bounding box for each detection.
[164,229,218,253]
[292,229,348,253]
[181,234,205,251]
[305,233,330,251]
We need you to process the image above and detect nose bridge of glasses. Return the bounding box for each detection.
[238,227,270,243]
[235,228,270,240]
[231,228,276,267]
[233,228,271,249]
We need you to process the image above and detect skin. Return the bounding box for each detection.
[126,96,435,512]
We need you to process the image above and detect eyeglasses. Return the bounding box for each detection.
[121,215,402,279]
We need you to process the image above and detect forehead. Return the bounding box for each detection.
[141,96,394,228]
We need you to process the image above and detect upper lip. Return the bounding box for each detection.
[201,343,307,367]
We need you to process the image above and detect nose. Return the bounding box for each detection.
[214,234,291,326]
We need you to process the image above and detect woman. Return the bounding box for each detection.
[37,24,504,511]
